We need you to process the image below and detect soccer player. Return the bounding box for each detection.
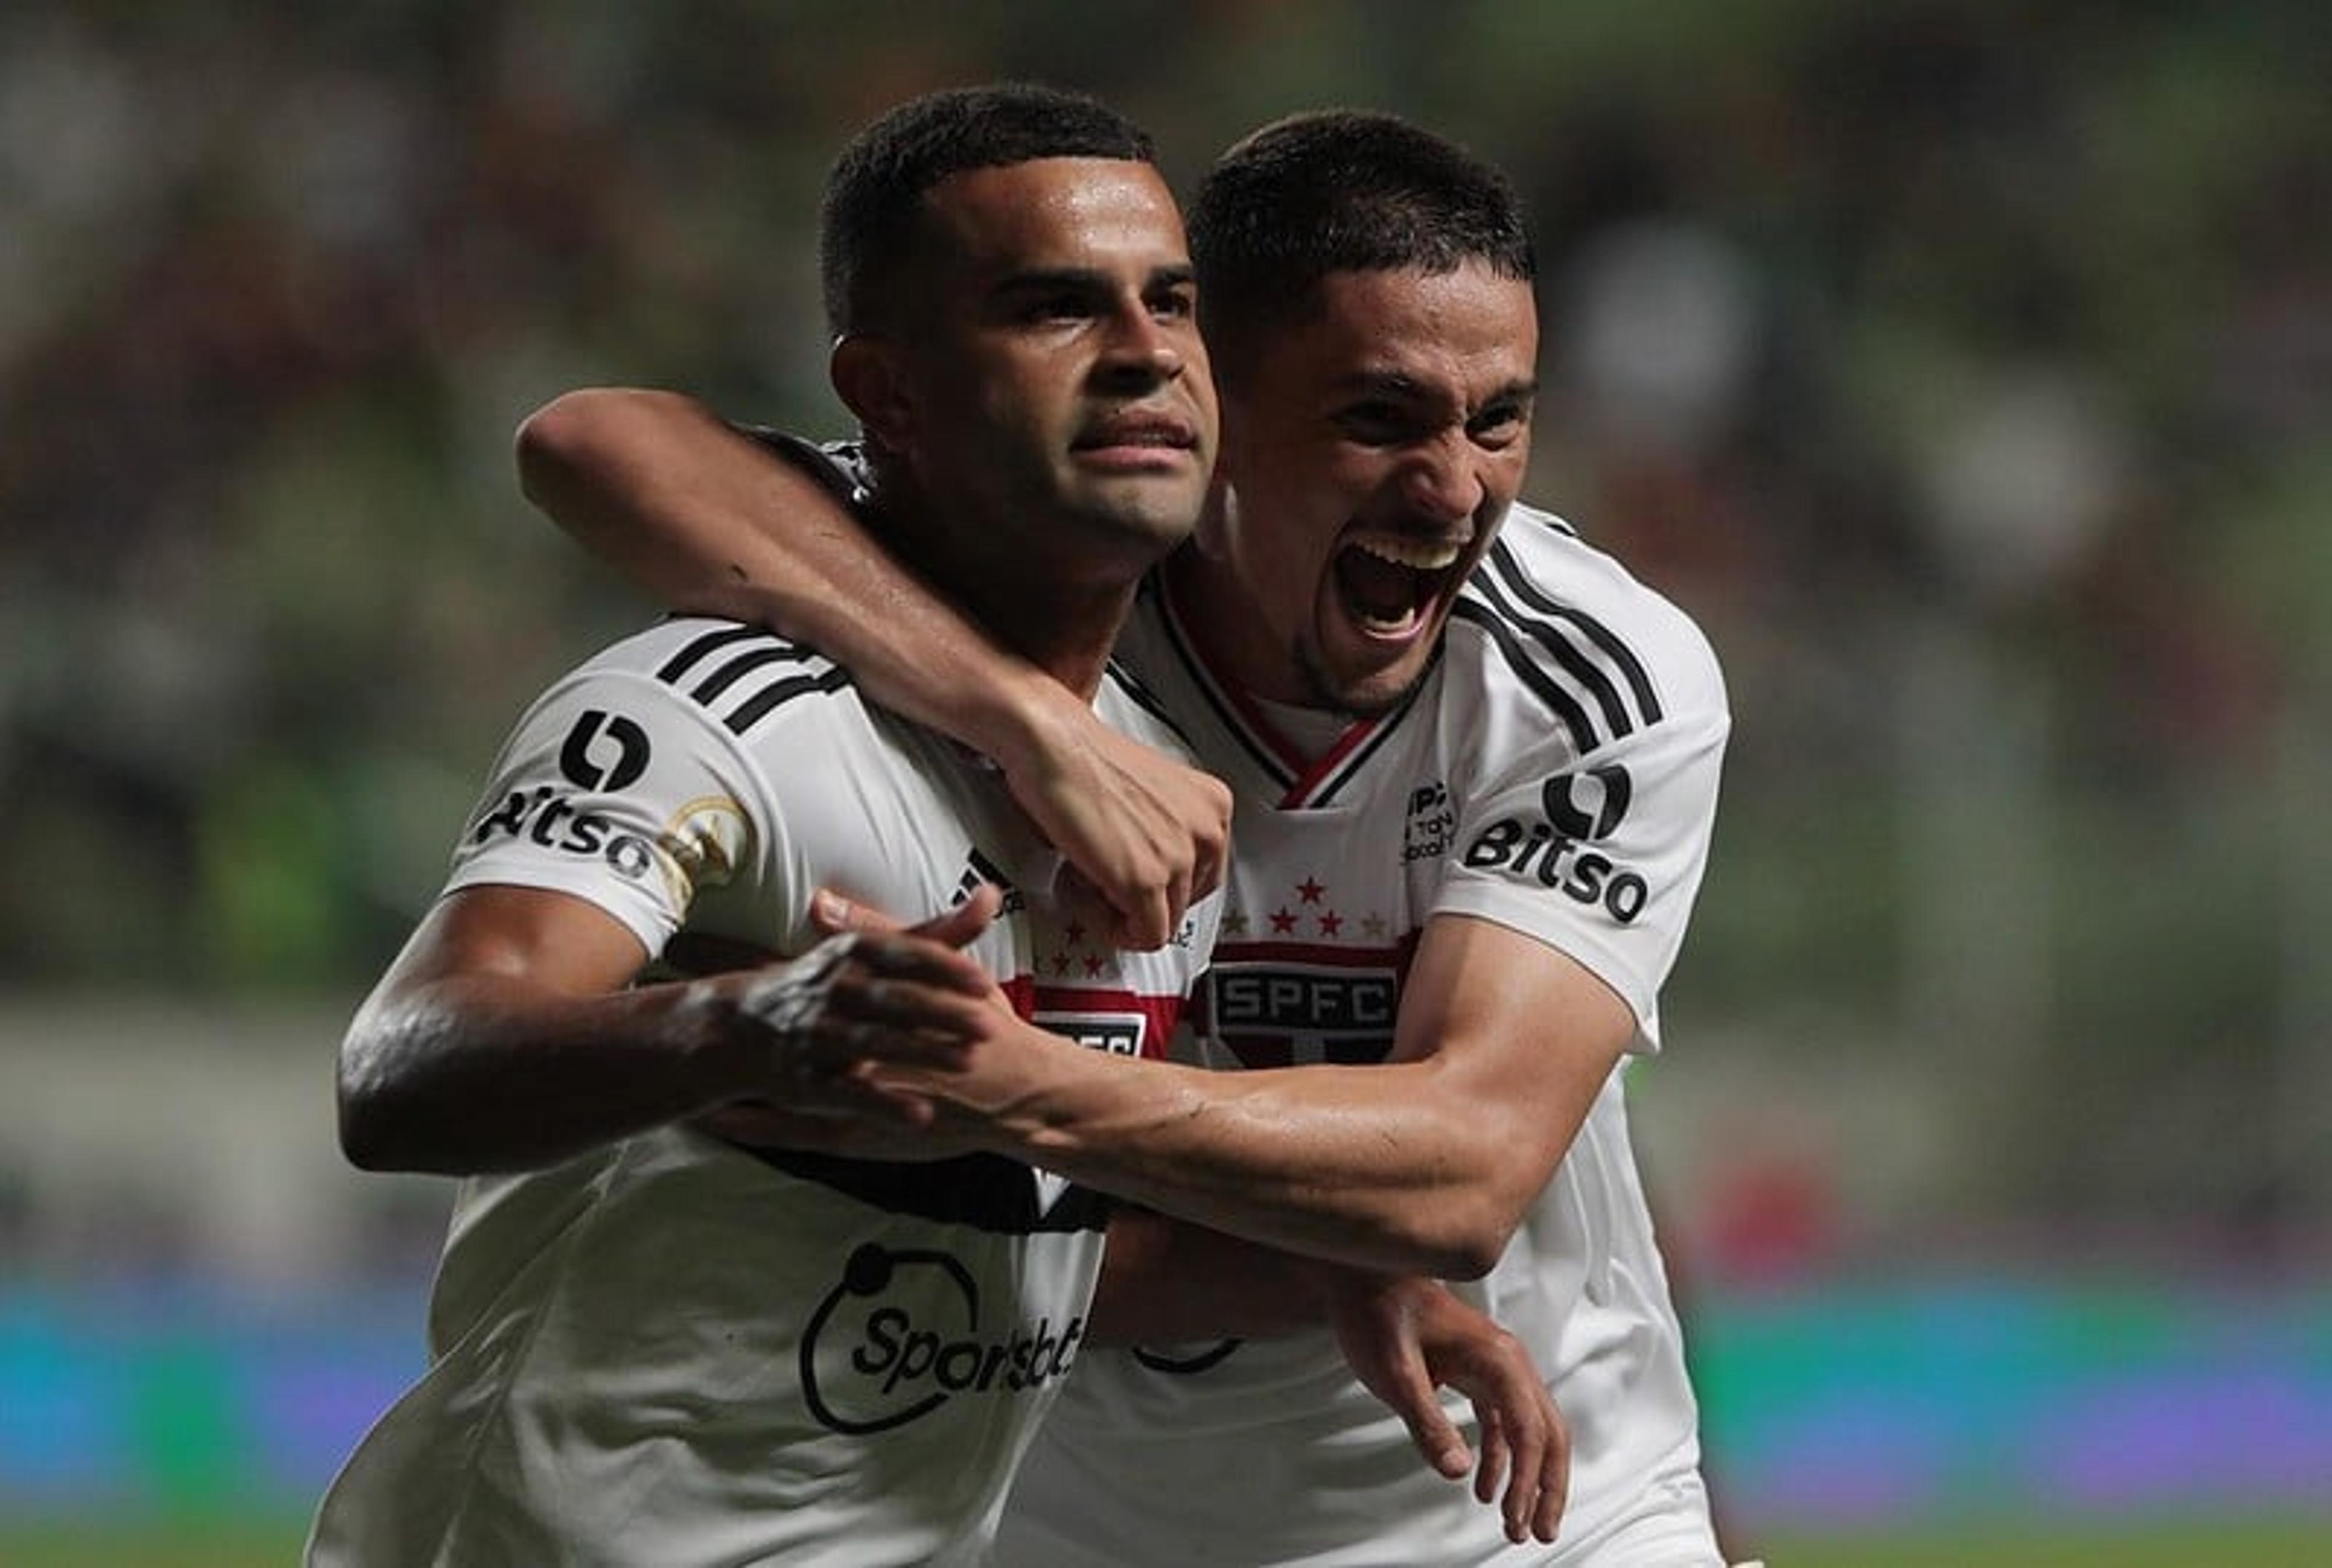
[310,87,1557,1568]
[521,111,1739,1564]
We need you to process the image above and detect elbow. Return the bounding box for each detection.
[1412,1219,1508,1284]
[335,1028,429,1174]
[336,1067,403,1174]
[1439,1238,1507,1285]
[514,387,615,508]
[1392,1180,1534,1282]
[336,1091,395,1174]
[515,386,689,510]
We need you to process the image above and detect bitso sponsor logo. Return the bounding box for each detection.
[800,1243,1084,1435]
[472,786,660,881]
[1461,763,1651,924]
[558,709,650,791]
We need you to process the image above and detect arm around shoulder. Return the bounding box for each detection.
[514,385,1230,947]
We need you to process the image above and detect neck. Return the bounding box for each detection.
[871,485,1136,702]
[1164,542,1290,702]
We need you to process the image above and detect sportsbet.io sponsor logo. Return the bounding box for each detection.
[800,1243,1084,1435]
[1461,763,1651,924]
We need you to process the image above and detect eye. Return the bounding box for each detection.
[1333,400,1417,445]
[1467,397,1532,451]
[1148,284,1197,321]
[1021,290,1094,324]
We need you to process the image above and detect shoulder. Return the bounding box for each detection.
[564,616,859,744]
[1447,503,1726,757]
[1097,650,1204,766]
[727,427,868,507]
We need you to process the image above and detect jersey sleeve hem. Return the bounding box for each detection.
[1427,887,1665,1052]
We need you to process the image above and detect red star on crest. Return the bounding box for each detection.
[1296,877,1326,903]
[1063,921,1086,947]
[1317,910,1343,937]
[1270,907,1299,934]
[1083,954,1106,978]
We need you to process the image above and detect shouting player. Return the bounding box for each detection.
[311,87,1558,1567]
[522,111,1740,1564]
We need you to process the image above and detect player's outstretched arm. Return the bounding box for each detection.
[1090,1210,1567,1547]
[814,891,1629,1279]
[516,388,1229,949]
[336,884,998,1175]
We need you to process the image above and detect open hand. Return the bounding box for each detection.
[1328,1275,1569,1547]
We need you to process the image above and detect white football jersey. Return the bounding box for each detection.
[997,507,1731,1566]
[307,617,1219,1568]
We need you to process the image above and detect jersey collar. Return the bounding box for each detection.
[1156,572,1430,811]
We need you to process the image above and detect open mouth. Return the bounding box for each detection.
[1333,535,1466,637]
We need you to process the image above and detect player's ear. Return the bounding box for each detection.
[831,334,916,450]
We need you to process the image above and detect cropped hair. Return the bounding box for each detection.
[820,83,1156,335]
[1187,110,1535,375]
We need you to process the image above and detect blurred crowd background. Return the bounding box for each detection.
[2,1,2327,1560]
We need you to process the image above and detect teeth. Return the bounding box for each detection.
[1353,605,1422,633]
[1353,537,1464,571]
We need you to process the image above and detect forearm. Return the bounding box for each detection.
[338,971,743,1176]
[1086,1207,1341,1345]
[516,388,1063,766]
[342,884,1001,1178]
[983,917,1635,1277]
[972,1042,1532,1279]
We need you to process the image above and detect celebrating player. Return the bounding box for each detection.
[521,110,1738,1563]
[310,86,1559,1567]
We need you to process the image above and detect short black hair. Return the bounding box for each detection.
[819,83,1156,335]
[1187,110,1535,378]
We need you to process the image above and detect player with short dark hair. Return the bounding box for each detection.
[1187,109,1536,385]
[307,84,1229,1567]
[521,106,1741,1564]
[315,84,1563,1567]
[818,81,1157,336]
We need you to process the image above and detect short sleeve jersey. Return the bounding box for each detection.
[307,618,1219,1568]
[997,507,1730,1567]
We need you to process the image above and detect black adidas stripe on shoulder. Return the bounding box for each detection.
[653,623,853,736]
[1452,537,1663,754]
[1104,656,1199,752]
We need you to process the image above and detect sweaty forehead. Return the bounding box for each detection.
[918,157,1188,274]
[1277,263,1538,398]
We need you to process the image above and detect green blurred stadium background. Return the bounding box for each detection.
[2,1,2327,1561]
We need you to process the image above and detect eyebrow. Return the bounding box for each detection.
[1333,370,1541,406]
[993,264,1197,296]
